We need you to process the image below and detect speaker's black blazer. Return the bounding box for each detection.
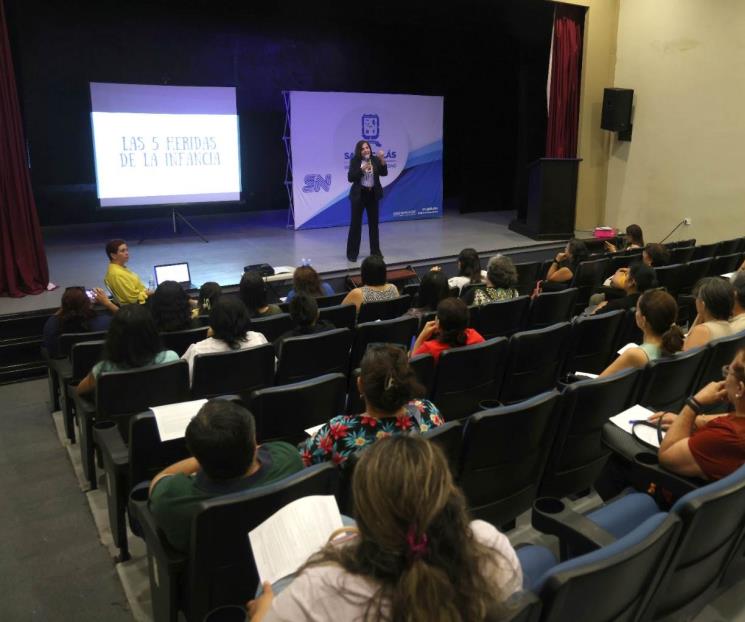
[347,156,388,201]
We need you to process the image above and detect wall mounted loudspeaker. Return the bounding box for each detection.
[601,88,633,140]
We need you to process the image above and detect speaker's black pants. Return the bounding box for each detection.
[346,188,380,260]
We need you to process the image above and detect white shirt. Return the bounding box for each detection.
[263,520,523,622]
[181,331,268,381]
[448,270,487,293]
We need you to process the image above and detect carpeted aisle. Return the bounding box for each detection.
[0,378,132,621]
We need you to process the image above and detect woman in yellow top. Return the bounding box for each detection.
[103,239,149,304]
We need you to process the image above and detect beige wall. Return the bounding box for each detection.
[605,0,745,244]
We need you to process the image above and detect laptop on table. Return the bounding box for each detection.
[153,262,197,291]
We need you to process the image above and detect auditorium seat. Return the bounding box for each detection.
[716,238,743,256]
[422,420,463,480]
[251,372,346,444]
[61,339,105,443]
[250,313,294,343]
[678,257,712,295]
[561,310,625,376]
[130,463,339,622]
[693,329,745,391]
[348,315,418,374]
[191,343,275,402]
[691,242,720,260]
[471,296,529,339]
[667,245,695,264]
[356,294,412,323]
[408,353,435,397]
[459,390,561,529]
[539,368,641,499]
[430,337,508,420]
[275,327,352,385]
[707,252,743,277]
[314,292,348,308]
[635,346,708,412]
[160,326,209,356]
[318,303,356,330]
[654,263,687,298]
[526,288,577,330]
[514,261,540,296]
[499,322,570,405]
[605,251,642,279]
[570,257,610,315]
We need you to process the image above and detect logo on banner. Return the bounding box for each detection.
[302,174,332,192]
[361,113,381,147]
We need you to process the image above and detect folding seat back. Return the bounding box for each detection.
[315,292,348,307]
[357,294,411,323]
[474,296,529,339]
[57,330,107,358]
[707,253,743,277]
[459,390,562,527]
[276,328,353,385]
[562,310,625,376]
[668,246,695,264]
[251,372,346,443]
[678,257,712,295]
[349,315,418,373]
[539,368,642,498]
[422,420,463,479]
[693,329,745,391]
[250,313,294,343]
[654,263,687,298]
[160,326,209,356]
[606,252,642,279]
[431,337,508,419]
[636,347,708,412]
[570,258,610,315]
[499,323,570,404]
[191,343,275,401]
[691,242,720,260]
[526,288,578,329]
[514,261,540,296]
[318,303,356,330]
[716,238,743,256]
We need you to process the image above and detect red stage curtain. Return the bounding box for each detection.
[545,3,586,158]
[0,1,49,297]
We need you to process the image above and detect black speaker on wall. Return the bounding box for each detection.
[601,88,634,139]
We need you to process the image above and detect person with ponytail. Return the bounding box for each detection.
[599,289,684,378]
[250,435,522,622]
[683,277,735,351]
[411,297,484,364]
[298,345,443,467]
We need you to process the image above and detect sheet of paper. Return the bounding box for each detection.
[151,399,207,441]
[304,423,325,437]
[722,271,736,280]
[249,495,343,585]
[617,342,639,355]
[609,404,664,448]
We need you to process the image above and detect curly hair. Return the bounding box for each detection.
[486,255,518,289]
[148,281,193,332]
[359,345,424,413]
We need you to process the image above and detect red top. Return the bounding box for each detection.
[688,414,745,480]
[413,328,485,363]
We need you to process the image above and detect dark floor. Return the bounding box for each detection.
[0,379,132,621]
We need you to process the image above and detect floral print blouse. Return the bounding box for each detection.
[298,399,444,467]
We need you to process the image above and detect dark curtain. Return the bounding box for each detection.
[545,3,586,158]
[0,0,49,297]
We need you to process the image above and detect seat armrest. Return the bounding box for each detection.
[531,497,617,559]
[631,452,703,499]
[94,423,129,468]
[129,486,188,572]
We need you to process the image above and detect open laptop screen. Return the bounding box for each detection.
[154,262,191,285]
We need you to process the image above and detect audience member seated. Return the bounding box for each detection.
[43,286,117,357]
[543,238,588,291]
[299,345,443,466]
[341,255,399,313]
[285,265,334,302]
[464,254,519,306]
[599,289,684,378]
[148,400,303,552]
[251,435,522,622]
[647,348,745,480]
[193,281,221,319]
[412,298,485,363]
[598,348,745,500]
[240,271,282,318]
[731,272,745,333]
[75,304,179,396]
[148,280,199,332]
[642,242,671,268]
[604,223,644,253]
[448,248,486,294]
[406,269,450,319]
[591,262,657,315]
[182,296,268,381]
[684,277,734,351]
[103,239,150,305]
[273,294,335,356]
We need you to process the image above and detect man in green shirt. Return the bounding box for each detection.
[148,400,303,552]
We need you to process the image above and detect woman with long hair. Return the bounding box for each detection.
[604,224,644,253]
[412,297,485,364]
[544,238,588,290]
[194,281,222,318]
[599,289,684,377]
[286,265,334,302]
[448,248,484,293]
[299,344,442,467]
[240,271,282,318]
[181,296,268,381]
[76,304,179,395]
[42,286,117,357]
[408,269,450,319]
[250,435,522,622]
[341,255,399,313]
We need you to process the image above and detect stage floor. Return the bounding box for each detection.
[2,207,561,315]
